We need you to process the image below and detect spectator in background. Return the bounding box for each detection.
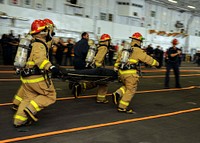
[164,39,182,89]
[178,47,183,66]
[146,44,154,57]
[55,38,65,65]
[145,44,154,68]
[74,32,89,70]
[0,32,18,65]
[0,34,9,65]
[108,43,116,66]
[154,45,164,68]
[64,38,74,66]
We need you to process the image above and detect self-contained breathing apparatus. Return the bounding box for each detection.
[14,37,49,77]
[119,42,135,70]
[118,42,143,76]
[85,44,97,68]
[14,34,32,74]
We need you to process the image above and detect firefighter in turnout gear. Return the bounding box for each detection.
[13,19,62,127]
[74,34,112,103]
[12,19,56,111]
[95,34,111,103]
[112,32,159,113]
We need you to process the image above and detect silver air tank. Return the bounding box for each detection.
[14,34,32,70]
[120,42,132,69]
[85,44,97,67]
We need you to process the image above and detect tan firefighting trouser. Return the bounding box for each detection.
[13,85,24,106]
[97,84,108,101]
[116,74,139,109]
[82,81,108,101]
[14,76,56,126]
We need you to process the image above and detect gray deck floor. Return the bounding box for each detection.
[0,62,200,143]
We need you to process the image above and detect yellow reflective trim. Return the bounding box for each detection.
[14,114,27,121]
[26,61,35,66]
[119,69,137,75]
[38,26,46,30]
[30,100,41,111]
[120,87,125,94]
[128,59,138,63]
[97,95,106,98]
[39,60,50,69]
[120,100,129,106]
[114,63,119,67]
[20,76,45,83]
[95,62,102,67]
[30,26,46,34]
[83,83,86,89]
[15,95,22,102]
[151,60,157,66]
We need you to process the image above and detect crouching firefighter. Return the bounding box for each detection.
[13,19,63,127]
[72,34,112,103]
[12,18,56,111]
[112,32,159,114]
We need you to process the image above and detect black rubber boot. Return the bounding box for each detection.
[72,83,82,98]
[117,107,135,114]
[11,104,19,111]
[96,99,109,104]
[24,108,38,122]
[112,92,120,105]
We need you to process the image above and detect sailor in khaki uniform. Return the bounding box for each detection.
[113,32,159,113]
[13,19,62,127]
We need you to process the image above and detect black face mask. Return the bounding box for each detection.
[46,30,55,42]
[108,40,111,48]
[134,43,140,47]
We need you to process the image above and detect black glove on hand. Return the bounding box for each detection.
[49,65,63,78]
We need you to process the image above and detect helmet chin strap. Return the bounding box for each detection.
[108,40,111,47]
[46,29,55,42]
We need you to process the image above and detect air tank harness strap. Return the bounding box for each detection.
[42,70,51,88]
[20,67,51,87]
[98,44,108,47]
[20,66,43,77]
[119,64,137,70]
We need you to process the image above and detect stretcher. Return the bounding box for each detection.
[61,67,118,84]
[60,68,118,97]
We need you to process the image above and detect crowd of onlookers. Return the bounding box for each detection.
[1,30,200,67]
[0,30,20,65]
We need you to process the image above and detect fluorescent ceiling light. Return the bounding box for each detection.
[187,5,196,9]
[151,0,164,4]
[168,0,177,3]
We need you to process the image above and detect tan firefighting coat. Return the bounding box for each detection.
[94,44,108,68]
[114,46,159,75]
[93,42,109,101]
[13,40,53,106]
[14,38,56,126]
[114,45,159,109]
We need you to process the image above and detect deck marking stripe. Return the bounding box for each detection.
[1,73,200,82]
[0,107,200,143]
[0,86,197,106]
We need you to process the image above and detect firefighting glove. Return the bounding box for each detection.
[114,67,118,72]
[49,65,63,78]
[155,62,160,69]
